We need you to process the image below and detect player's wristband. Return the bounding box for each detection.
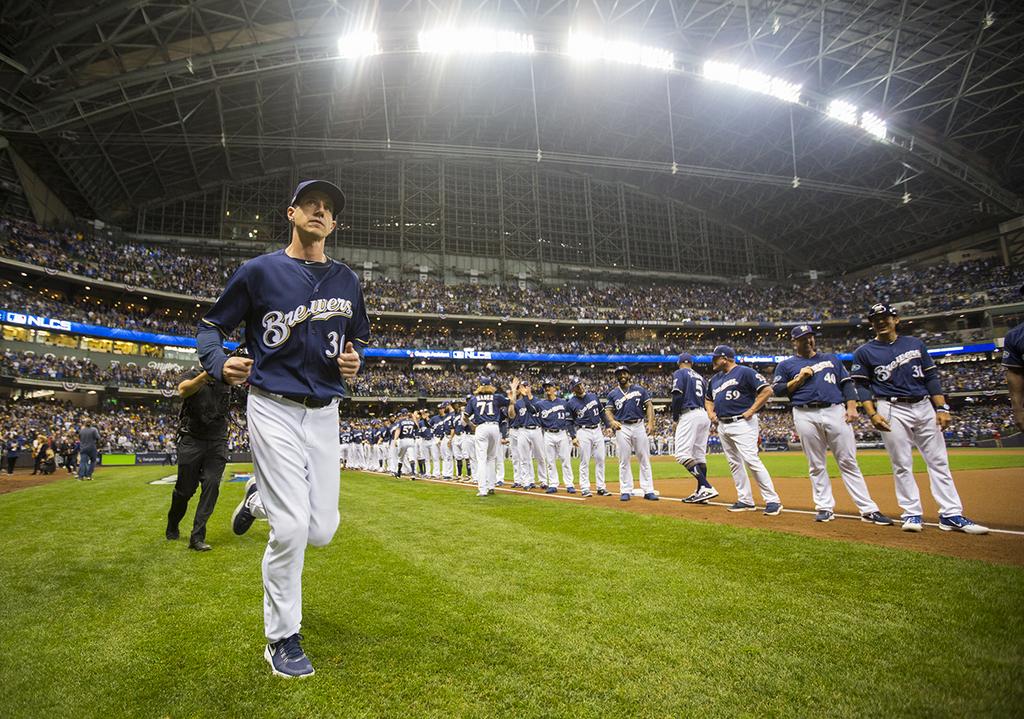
[935,404,951,413]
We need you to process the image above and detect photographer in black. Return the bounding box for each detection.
[165,362,239,551]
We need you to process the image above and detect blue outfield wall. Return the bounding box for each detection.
[1,309,999,364]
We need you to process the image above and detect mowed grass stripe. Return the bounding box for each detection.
[0,466,1021,718]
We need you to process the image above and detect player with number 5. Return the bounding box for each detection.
[198,179,371,678]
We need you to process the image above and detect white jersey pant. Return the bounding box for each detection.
[509,428,526,485]
[426,437,440,476]
[396,438,416,474]
[474,423,501,493]
[415,437,425,463]
[387,442,398,473]
[496,442,506,483]
[374,443,385,470]
[718,416,779,505]
[877,399,963,518]
[793,405,879,514]
[674,410,710,465]
[459,435,476,473]
[246,390,341,644]
[439,436,454,478]
[338,443,349,466]
[518,427,548,486]
[615,422,654,495]
[452,433,470,460]
[575,426,605,491]
[543,430,576,489]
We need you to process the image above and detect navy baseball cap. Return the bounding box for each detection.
[712,345,736,359]
[568,376,584,388]
[541,378,557,388]
[477,374,495,386]
[613,365,630,374]
[867,302,897,318]
[791,324,815,339]
[290,179,346,214]
[677,352,693,364]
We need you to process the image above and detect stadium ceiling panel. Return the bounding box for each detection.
[0,0,1021,271]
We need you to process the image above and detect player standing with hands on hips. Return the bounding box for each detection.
[773,326,892,525]
[707,346,782,515]
[605,366,658,502]
[198,179,371,678]
[851,303,987,534]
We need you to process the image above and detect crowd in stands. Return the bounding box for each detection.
[0,349,190,389]
[2,216,1021,327]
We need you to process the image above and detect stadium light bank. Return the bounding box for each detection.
[336,29,889,144]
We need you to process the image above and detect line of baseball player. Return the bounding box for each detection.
[338,307,990,535]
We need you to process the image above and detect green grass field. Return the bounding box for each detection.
[1,462,1022,718]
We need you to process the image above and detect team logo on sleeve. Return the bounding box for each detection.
[262,297,354,347]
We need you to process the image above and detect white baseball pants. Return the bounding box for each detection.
[246,390,341,644]
[877,399,963,518]
[543,430,575,489]
[426,438,440,476]
[717,417,779,505]
[615,422,654,495]
[674,410,710,465]
[519,427,548,486]
[575,426,605,492]
[474,423,501,493]
[793,405,879,514]
[396,439,416,474]
[439,437,454,478]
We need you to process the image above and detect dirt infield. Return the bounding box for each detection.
[0,469,75,494]
[578,467,1024,567]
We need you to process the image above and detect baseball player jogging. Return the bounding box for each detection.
[773,325,892,525]
[530,378,578,494]
[671,353,717,504]
[200,179,370,678]
[604,366,658,501]
[464,375,511,497]
[567,376,609,496]
[851,303,988,534]
[707,346,782,515]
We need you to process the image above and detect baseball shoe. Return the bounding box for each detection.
[265,634,314,678]
[763,502,783,516]
[165,526,179,541]
[476,491,489,497]
[727,502,756,512]
[597,488,610,496]
[232,478,259,536]
[901,515,923,532]
[815,510,835,523]
[581,490,592,497]
[526,483,537,490]
[512,483,523,489]
[487,489,495,495]
[938,515,989,535]
[643,492,659,501]
[683,486,719,504]
[188,540,212,552]
[566,486,577,494]
[861,511,895,526]
[619,493,631,501]
[545,486,557,494]
[495,481,504,487]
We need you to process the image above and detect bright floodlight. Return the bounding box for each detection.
[702,61,801,103]
[338,31,380,59]
[568,31,674,71]
[418,28,535,55]
[827,99,858,125]
[860,111,887,140]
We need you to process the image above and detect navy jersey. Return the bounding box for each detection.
[452,415,470,435]
[606,384,651,422]
[567,393,605,428]
[851,335,937,398]
[670,368,706,410]
[532,398,574,433]
[709,365,770,416]
[429,414,447,438]
[340,429,352,443]
[417,419,432,440]
[464,392,510,424]
[511,398,540,429]
[1003,322,1024,369]
[200,250,371,401]
[351,429,364,443]
[772,353,849,405]
[395,419,417,439]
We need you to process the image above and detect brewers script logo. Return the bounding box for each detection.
[262,297,353,347]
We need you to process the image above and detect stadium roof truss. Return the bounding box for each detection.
[0,0,1021,273]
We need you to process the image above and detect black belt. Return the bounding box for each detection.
[795,402,840,409]
[543,428,567,433]
[883,396,926,404]
[276,392,333,408]
[621,419,643,425]
[718,415,748,424]
[577,424,600,429]
[678,407,701,414]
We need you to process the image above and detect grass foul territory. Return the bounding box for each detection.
[0,463,1022,718]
